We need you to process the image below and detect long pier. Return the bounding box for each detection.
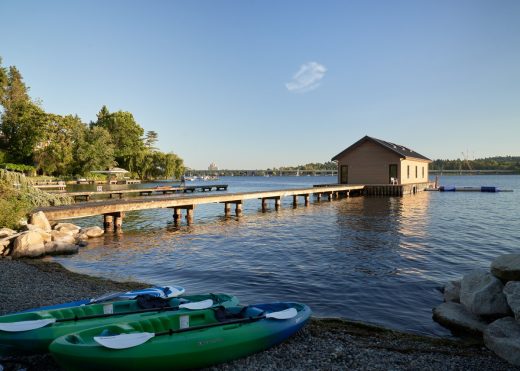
[62,185,228,202]
[36,185,365,232]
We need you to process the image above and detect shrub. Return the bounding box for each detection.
[0,170,73,228]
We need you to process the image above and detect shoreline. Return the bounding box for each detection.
[0,259,516,370]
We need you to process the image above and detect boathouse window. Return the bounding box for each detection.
[422,167,424,178]
[407,165,410,179]
[415,166,418,178]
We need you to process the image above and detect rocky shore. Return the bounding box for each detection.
[0,259,517,371]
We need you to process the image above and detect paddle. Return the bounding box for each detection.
[0,299,213,333]
[89,286,183,304]
[94,307,298,350]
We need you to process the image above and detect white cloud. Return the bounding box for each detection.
[285,62,327,93]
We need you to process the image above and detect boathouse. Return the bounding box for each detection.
[332,136,432,186]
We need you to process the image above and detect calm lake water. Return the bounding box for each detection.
[52,175,520,336]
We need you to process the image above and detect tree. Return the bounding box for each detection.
[74,126,116,175]
[1,100,47,164]
[144,130,159,151]
[34,114,85,175]
[0,66,30,110]
[92,106,145,169]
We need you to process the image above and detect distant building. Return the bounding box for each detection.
[331,136,431,185]
[208,162,218,171]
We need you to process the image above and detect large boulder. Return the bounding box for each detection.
[443,280,461,303]
[460,269,510,317]
[51,230,76,244]
[491,254,520,281]
[503,281,520,320]
[432,302,488,335]
[484,317,520,366]
[29,211,52,232]
[26,225,52,243]
[0,238,11,256]
[11,231,45,258]
[54,223,81,235]
[81,226,104,238]
[44,241,79,256]
[0,227,17,238]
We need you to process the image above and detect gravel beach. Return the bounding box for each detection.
[0,258,517,371]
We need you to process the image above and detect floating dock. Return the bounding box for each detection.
[438,186,513,193]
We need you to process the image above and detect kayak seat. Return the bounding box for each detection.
[135,295,172,309]
[213,306,264,322]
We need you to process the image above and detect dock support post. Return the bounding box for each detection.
[261,198,267,212]
[103,214,114,232]
[316,193,322,202]
[114,212,124,233]
[274,197,281,211]
[185,205,194,224]
[292,195,298,208]
[327,192,333,201]
[224,203,231,216]
[304,194,310,206]
[235,201,242,217]
[172,208,182,224]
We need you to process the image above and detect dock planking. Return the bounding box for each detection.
[61,185,228,201]
[35,185,365,231]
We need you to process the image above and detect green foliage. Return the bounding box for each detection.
[0,183,30,229]
[74,126,116,174]
[0,170,73,228]
[431,156,520,172]
[35,114,85,175]
[92,106,145,168]
[1,163,36,175]
[1,100,47,164]
[279,161,337,171]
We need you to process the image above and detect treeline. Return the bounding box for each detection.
[278,162,337,171]
[0,57,184,179]
[431,157,520,172]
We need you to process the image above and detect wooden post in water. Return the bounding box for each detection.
[114,212,123,232]
[261,198,267,212]
[274,197,281,211]
[316,193,322,202]
[235,201,243,216]
[292,195,298,208]
[103,214,114,232]
[185,205,194,224]
[224,202,231,216]
[304,194,310,206]
[172,208,182,224]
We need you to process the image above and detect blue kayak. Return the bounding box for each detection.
[22,286,185,313]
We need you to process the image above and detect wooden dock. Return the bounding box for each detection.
[60,185,229,202]
[36,185,365,232]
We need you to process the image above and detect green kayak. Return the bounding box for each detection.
[0,293,238,354]
[50,302,311,370]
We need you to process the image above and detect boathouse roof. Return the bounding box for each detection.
[331,136,431,162]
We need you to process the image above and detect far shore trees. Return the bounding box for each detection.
[0,57,184,179]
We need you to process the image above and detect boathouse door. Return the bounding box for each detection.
[389,164,398,184]
[340,165,348,184]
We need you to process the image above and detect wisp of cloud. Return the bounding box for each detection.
[286,62,327,93]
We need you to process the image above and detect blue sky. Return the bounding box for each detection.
[1,0,519,169]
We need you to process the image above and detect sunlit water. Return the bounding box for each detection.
[52,175,520,336]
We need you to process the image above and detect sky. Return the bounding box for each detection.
[1,0,519,169]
